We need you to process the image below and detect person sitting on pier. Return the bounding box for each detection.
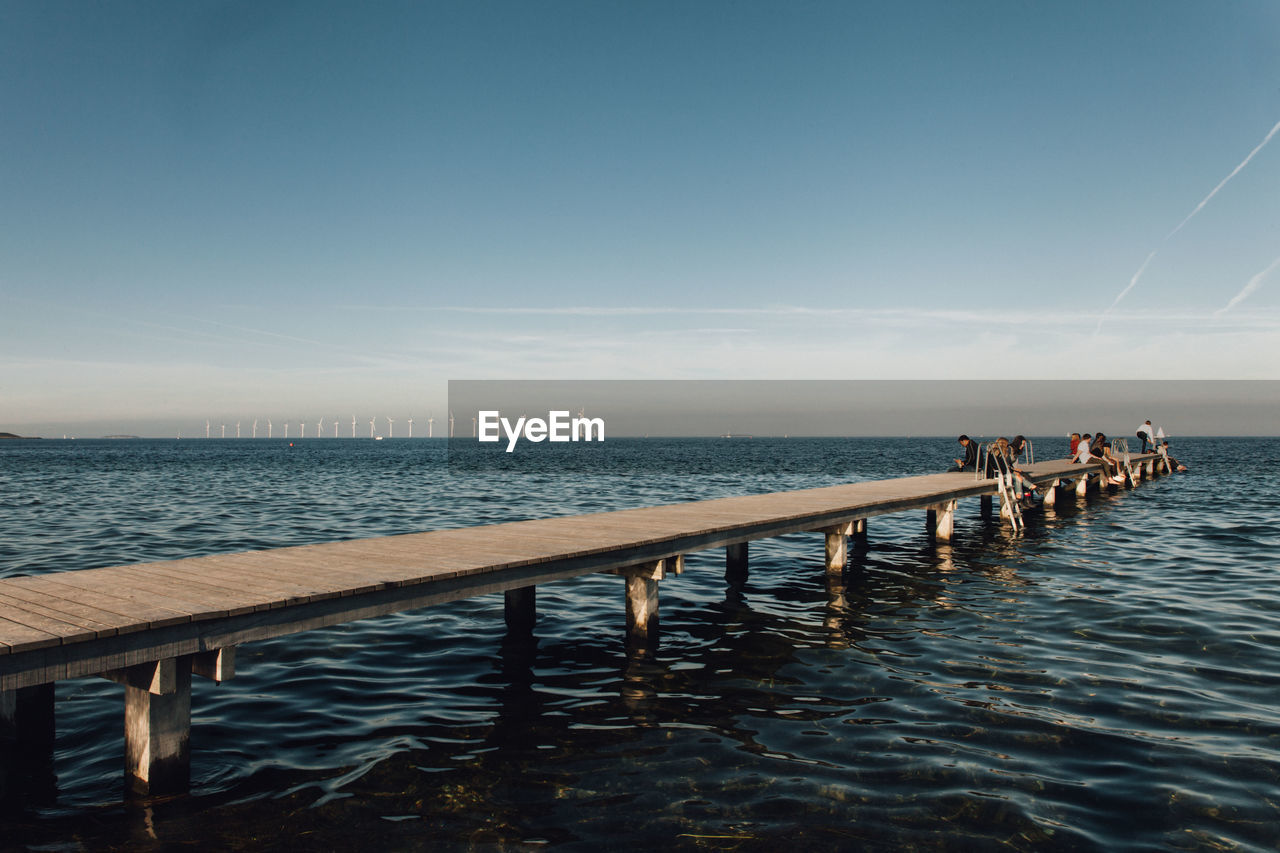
[952,434,978,471]
[1009,435,1029,463]
[987,436,1039,503]
[1089,432,1107,457]
[1101,440,1131,485]
[1093,434,1128,484]
[1160,440,1189,472]
[1135,420,1155,453]
[1069,432,1082,457]
[1074,433,1123,483]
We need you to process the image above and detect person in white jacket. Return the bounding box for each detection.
[1135,419,1155,452]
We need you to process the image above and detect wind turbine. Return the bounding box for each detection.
[236,421,241,439]
[252,419,258,439]
[407,418,414,438]
[221,423,226,439]
[369,417,376,438]
[427,414,434,438]
[448,411,455,438]
[318,417,325,438]
[268,419,273,439]
[387,417,395,438]
[334,419,340,438]
[206,419,211,439]
[471,415,477,437]
[284,422,289,439]
[300,421,306,439]
[351,415,357,438]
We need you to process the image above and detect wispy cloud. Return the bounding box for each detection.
[1216,255,1280,315]
[415,303,1280,331]
[1098,117,1280,332]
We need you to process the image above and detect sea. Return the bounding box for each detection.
[0,436,1277,852]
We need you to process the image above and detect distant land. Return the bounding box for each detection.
[0,432,38,439]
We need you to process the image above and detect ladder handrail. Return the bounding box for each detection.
[979,441,1024,532]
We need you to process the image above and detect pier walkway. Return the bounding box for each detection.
[0,452,1168,797]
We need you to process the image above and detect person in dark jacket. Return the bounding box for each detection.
[953,435,978,471]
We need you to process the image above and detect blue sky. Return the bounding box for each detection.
[3,1,1279,435]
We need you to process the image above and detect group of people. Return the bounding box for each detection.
[1071,420,1187,475]
[951,420,1187,484]
[952,433,1041,506]
[951,433,1030,473]
[1068,432,1129,484]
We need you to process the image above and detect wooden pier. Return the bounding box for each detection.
[0,451,1170,797]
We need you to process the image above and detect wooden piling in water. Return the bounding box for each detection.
[822,522,853,574]
[726,541,748,579]
[504,586,536,634]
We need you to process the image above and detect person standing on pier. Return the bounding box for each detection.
[1136,420,1155,452]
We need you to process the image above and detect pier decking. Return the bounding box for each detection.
[0,452,1169,797]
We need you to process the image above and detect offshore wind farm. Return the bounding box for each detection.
[133,416,438,441]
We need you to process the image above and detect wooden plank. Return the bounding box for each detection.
[215,549,398,594]
[126,560,317,611]
[119,564,281,615]
[190,556,354,604]
[32,571,216,624]
[71,567,245,620]
[4,575,187,631]
[0,615,63,654]
[0,590,119,638]
[165,557,342,604]
[207,545,388,583]
[0,599,100,645]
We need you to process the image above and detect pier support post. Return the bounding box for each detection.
[726,541,748,579]
[1,683,56,801]
[929,501,956,542]
[191,647,236,683]
[1041,479,1058,508]
[1075,475,1089,497]
[504,586,537,634]
[120,657,192,797]
[821,522,853,574]
[619,561,666,647]
[1,684,55,750]
[980,495,993,519]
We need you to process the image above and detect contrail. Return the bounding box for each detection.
[1096,250,1158,332]
[1216,254,1280,315]
[1097,117,1280,333]
[1166,118,1280,242]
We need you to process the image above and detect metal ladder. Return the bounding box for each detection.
[978,442,1024,532]
[1111,437,1137,485]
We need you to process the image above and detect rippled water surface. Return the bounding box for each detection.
[1,437,1278,851]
